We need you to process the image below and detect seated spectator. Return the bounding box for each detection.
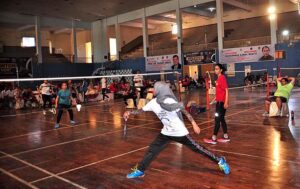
[123,82,137,108]
[22,88,34,108]
[182,75,191,89]
[263,77,295,116]
[119,80,127,91]
[109,80,118,93]
[244,72,254,86]
[14,87,24,110]
[86,83,98,96]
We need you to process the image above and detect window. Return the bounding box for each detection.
[21,37,35,47]
[109,38,117,60]
[85,42,92,63]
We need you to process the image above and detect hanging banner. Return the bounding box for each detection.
[184,50,215,65]
[227,63,235,77]
[220,45,275,64]
[146,54,181,72]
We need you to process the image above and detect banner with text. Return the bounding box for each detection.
[146,54,181,72]
[220,45,275,64]
[184,50,215,65]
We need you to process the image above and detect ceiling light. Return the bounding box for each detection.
[282,30,289,36]
[267,6,276,14]
[208,7,216,12]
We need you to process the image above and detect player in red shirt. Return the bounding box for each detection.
[204,64,230,144]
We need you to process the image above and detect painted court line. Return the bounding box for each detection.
[0,113,148,141]
[0,167,39,189]
[227,121,292,128]
[0,101,123,118]
[0,121,159,159]
[30,146,149,184]
[0,122,90,141]
[0,151,88,189]
[211,149,300,165]
[31,106,262,183]
[0,106,261,159]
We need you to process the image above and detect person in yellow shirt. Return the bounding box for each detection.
[263,76,295,116]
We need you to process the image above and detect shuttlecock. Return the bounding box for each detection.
[76,104,82,112]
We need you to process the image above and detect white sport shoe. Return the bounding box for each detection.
[262,112,269,117]
[43,110,46,115]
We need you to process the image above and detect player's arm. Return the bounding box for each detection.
[276,77,282,83]
[181,109,200,134]
[123,109,144,120]
[55,96,59,108]
[224,88,229,109]
[39,85,42,93]
[288,77,295,85]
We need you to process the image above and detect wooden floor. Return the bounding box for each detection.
[0,88,299,189]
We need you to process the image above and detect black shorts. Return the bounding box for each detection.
[266,96,287,103]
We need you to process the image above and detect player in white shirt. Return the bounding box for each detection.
[39,80,54,115]
[193,71,198,84]
[100,77,109,102]
[123,82,230,178]
[133,71,145,98]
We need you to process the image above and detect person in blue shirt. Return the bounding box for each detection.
[55,82,76,129]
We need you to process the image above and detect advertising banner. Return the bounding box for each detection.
[184,50,215,65]
[220,45,275,64]
[146,54,181,72]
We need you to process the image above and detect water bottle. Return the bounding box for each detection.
[291,111,294,120]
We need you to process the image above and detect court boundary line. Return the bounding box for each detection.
[0,101,123,118]
[0,121,160,159]
[0,151,88,189]
[0,105,261,159]
[0,114,158,142]
[25,105,262,184]
[209,148,300,165]
[0,167,39,189]
[1,105,262,187]
[30,146,149,184]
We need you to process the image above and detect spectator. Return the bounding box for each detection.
[263,77,295,116]
[123,82,137,108]
[39,80,54,115]
[134,70,145,98]
[22,88,33,108]
[182,75,191,90]
[68,80,78,101]
[14,87,24,109]
[193,72,198,84]
[109,80,118,94]
[101,77,109,102]
[244,72,254,86]
[81,79,88,102]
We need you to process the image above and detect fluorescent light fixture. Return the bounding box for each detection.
[21,37,35,47]
[208,7,216,12]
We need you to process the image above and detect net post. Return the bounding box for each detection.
[205,78,210,110]
[266,74,270,98]
[176,72,181,102]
